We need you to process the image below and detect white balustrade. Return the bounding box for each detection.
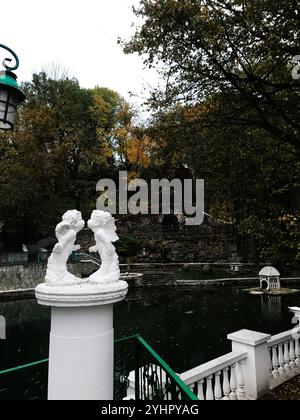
[268,327,300,388]
[295,337,300,366]
[180,326,300,401]
[180,352,248,400]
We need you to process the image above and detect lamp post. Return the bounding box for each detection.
[0,44,25,130]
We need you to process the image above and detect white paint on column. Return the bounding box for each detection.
[35,281,128,401]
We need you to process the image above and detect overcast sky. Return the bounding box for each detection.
[0,0,159,109]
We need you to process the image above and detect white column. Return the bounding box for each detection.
[35,281,128,400]
[228,329,271,400]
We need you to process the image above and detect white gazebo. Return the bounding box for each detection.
[259,266,281,291]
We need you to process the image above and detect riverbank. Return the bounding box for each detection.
[1,260,298,291]
[1,276,300,302]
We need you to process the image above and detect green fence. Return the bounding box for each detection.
[114,335,197,400]
[0,335,197,400]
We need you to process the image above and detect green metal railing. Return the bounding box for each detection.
[0,335,197,400]
[0,358,48,400]
[114,335,197,400]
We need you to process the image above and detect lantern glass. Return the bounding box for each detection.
[0,87,18,130]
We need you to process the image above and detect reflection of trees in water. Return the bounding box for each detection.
[116,288,300,372]
[1,288,300,378]
[0,363,48,400]
[260,294,282,323]
[0,299,50,371]
[0,299,50,322]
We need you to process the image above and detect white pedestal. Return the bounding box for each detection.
[289,307,300,325]
[228,329,271,399]
[35,281,128,401]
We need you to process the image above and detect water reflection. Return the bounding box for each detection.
[0,286,299,375]
[260,294,282,323]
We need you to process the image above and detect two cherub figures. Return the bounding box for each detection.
[45,210,120,286]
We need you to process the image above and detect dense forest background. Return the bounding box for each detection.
[0,0,299,269]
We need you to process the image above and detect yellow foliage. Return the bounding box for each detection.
[126,135,151,169]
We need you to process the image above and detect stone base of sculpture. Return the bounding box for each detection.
[35,280,128,307]
[36,280,128,400]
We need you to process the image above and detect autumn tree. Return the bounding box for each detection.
[124,0,300,153]
[123,0,300,268]
[0,73,126,240]
[148,99,300,267]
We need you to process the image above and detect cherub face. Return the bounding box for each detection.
[63,210,85,231]
[87,210,113,230]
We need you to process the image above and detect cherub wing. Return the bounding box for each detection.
[103,219,119,243]
[104,229,119,243]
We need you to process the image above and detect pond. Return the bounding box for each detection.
[1,285,300,376]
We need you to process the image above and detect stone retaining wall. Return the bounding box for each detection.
[0,263,85,292]
[77,214,238,263]
[0,261,299,299]
[0,261,252,292]
[0,264,45,291]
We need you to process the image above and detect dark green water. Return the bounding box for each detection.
[1,286,300,374]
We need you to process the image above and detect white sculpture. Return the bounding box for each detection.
[44,209,121,287]
[45,210,84,286]
[87,210,120,284]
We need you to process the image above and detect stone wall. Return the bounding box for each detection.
[0,261,298,296]
[0,264,45,291]
[77,214,238,264]
[0,263,87,292]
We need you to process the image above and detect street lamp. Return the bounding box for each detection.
[0,44,25,130]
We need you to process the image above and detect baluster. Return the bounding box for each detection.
[229,364,237,400]
[272,346,279,377]
[214,371,222,400]
[295,337,300,368]
[205,375,214,400]
[222,367,230,400]
[197,379,205,400]
[268,348,273,377]
[236,361,246,400]
[149,364,153,399]
[177,386,182,401]
[165,375,170,400]
[153,364,159,398]
[159,366,163,400]
[278,343,285,377]
[141,365,145,400]
[139,366,143,400]
[290,340,296,368]
[284,341,291,372]
[188,383,195,395]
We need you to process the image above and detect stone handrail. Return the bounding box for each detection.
[180,351,248,400]
[268,327,300,347]
[180,351,247,385]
